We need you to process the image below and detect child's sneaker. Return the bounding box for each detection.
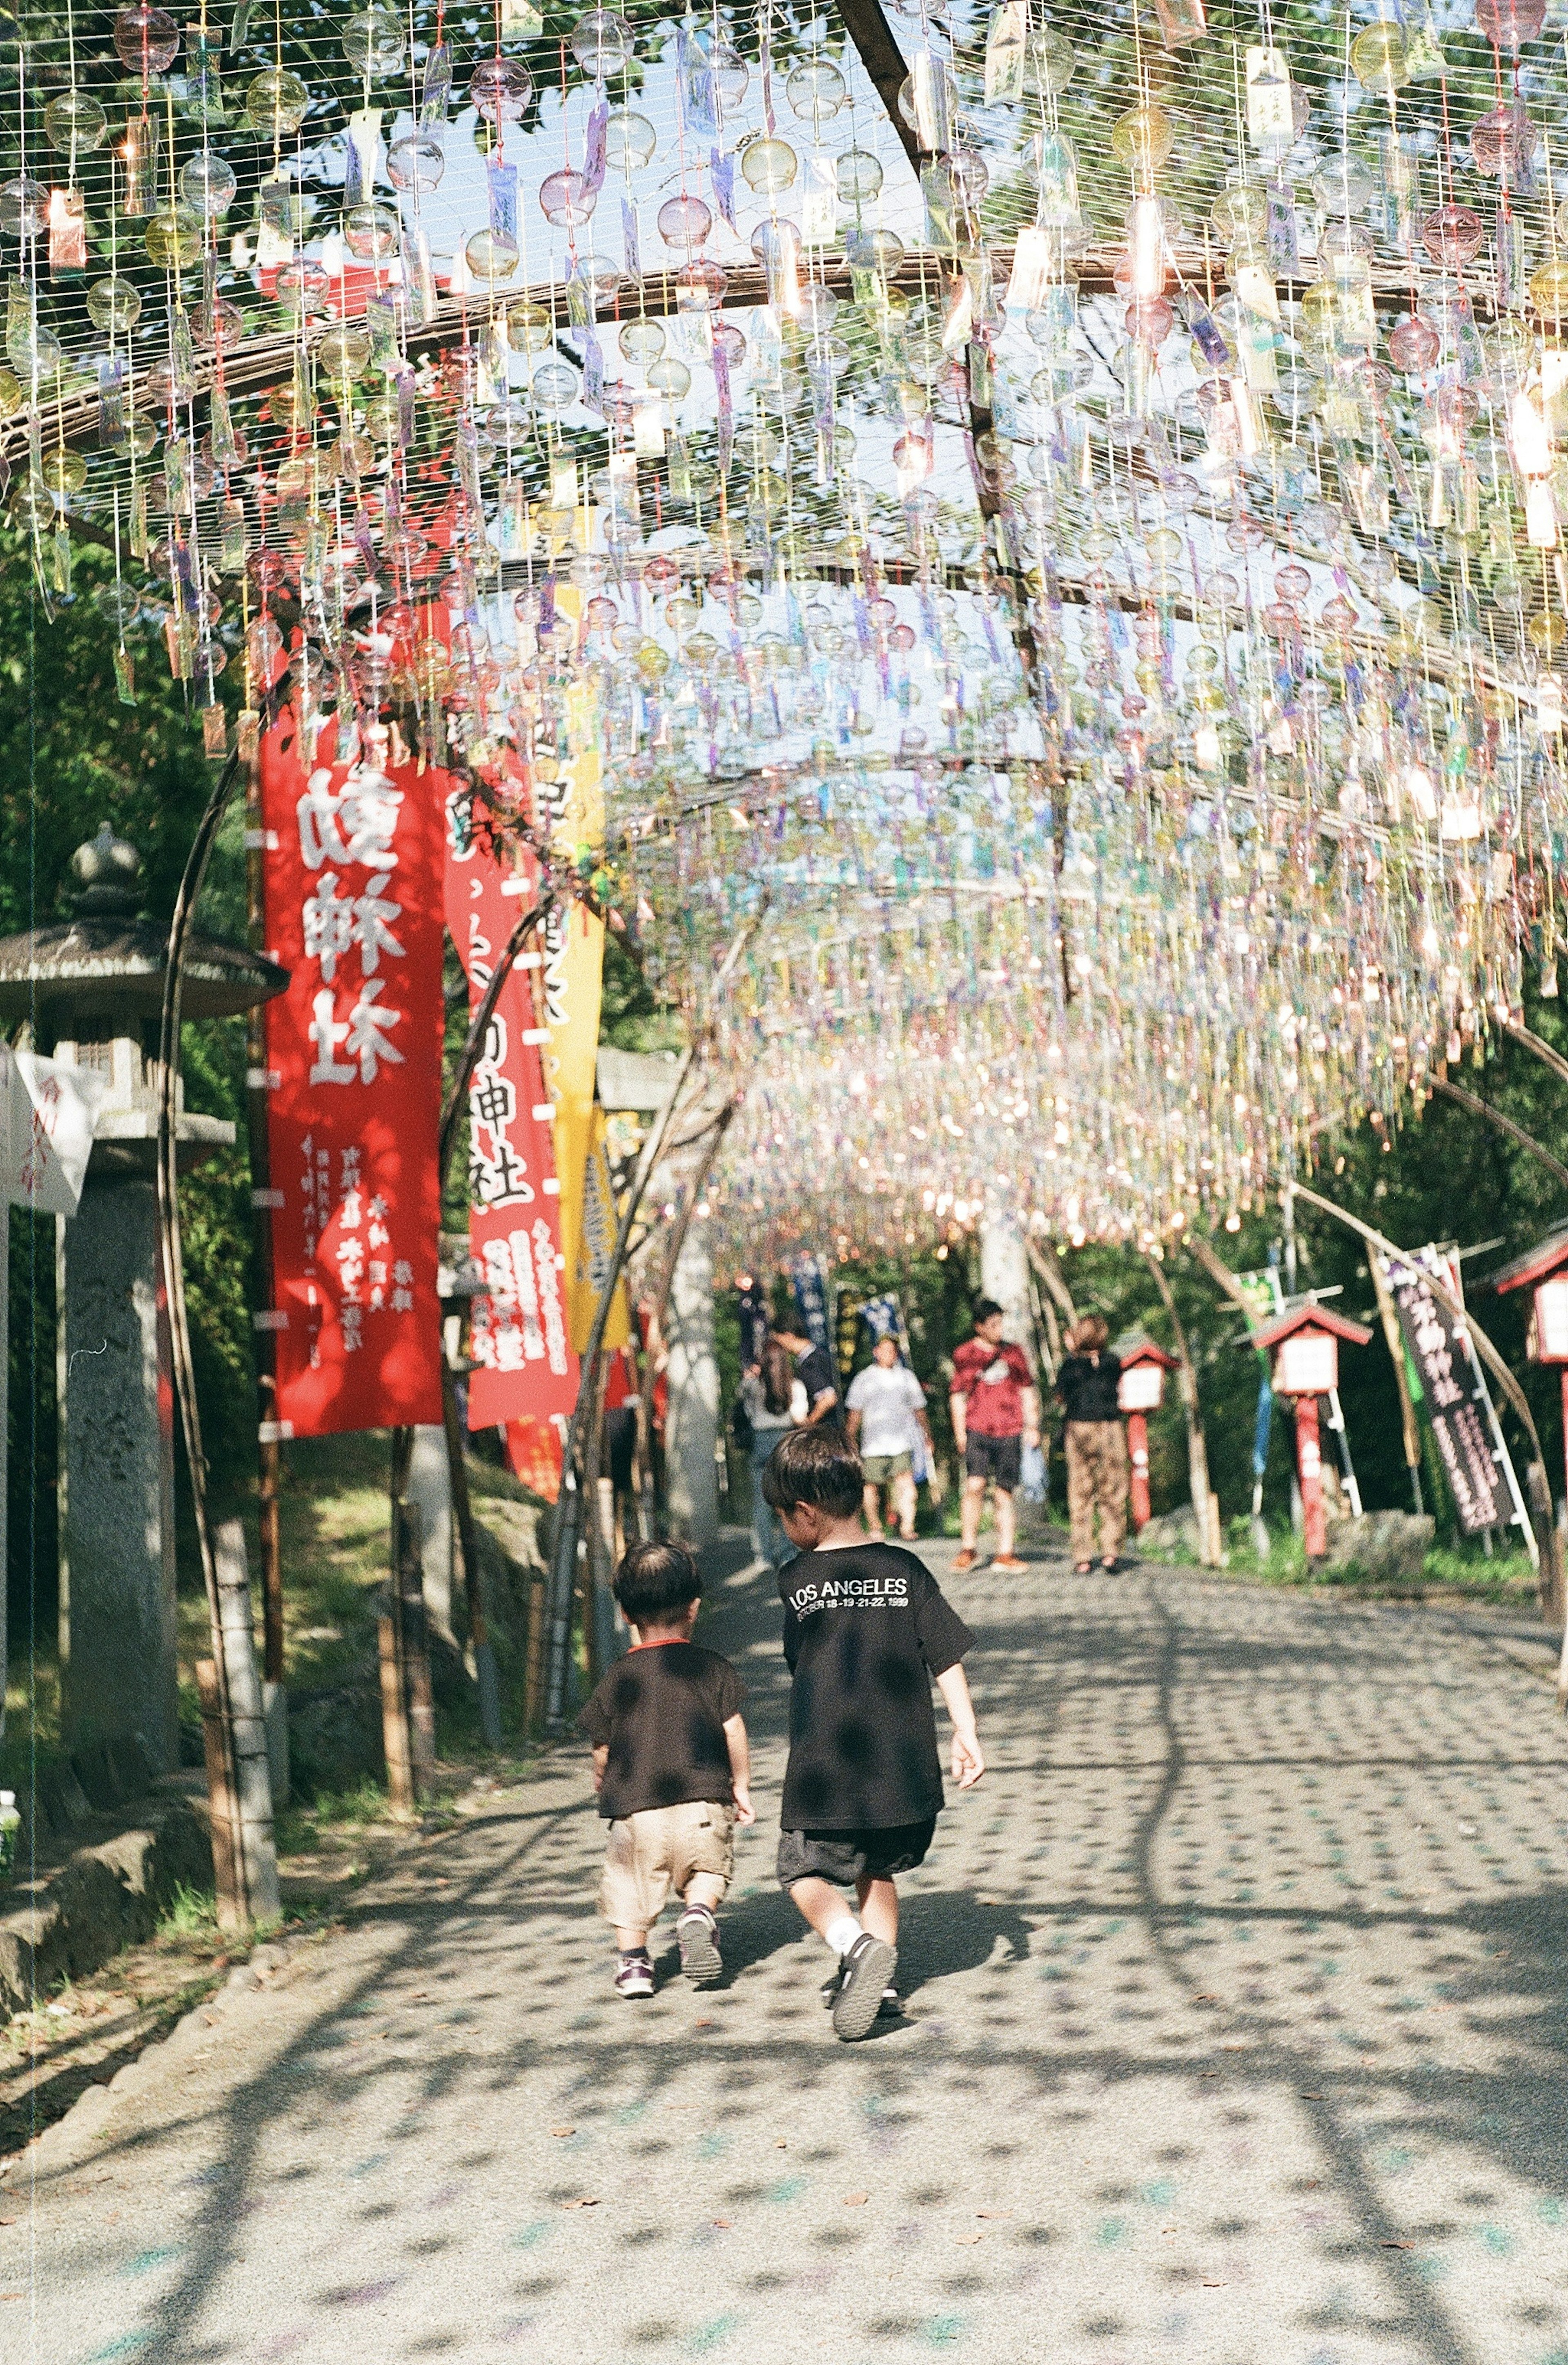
[614,1950,654,1999]
[676,1904,722,1986]
[820,1967,902,2021]
[831,1933,898,2042]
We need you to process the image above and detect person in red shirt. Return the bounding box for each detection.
[948,1297,1040,1574]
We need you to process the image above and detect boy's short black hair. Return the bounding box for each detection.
[972,1296,1004,1325]
[761,1425,862,1519]
[613,1540,701,1627]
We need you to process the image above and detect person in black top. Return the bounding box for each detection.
[772,1328,843,1432]
[762,1427,984,2042]
[1056,1313,1127,1574]
[579,1542,754,1999]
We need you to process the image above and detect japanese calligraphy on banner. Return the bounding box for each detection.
[1381,1248,1515,1537]
[443,783,579,1430]
[260,712,444,1436]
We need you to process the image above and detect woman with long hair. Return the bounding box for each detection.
[739,1334,801,1569]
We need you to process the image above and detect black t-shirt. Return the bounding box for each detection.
[578,1642,743,1821]
[778,1543,974,1831]
[795,1343,842,1425]
[1058,1351,1123,1424]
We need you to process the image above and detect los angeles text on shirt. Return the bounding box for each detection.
[787,1573,912,1615]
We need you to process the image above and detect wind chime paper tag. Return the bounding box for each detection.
[801,154,836,244]
[581,102,609,196]
[1001,225,1051,313]
[984,1,1029,102]
[260,710,445,1436]
[1245,47,1294,153]
[443,783,579,1428]
[0,1045,105,1215]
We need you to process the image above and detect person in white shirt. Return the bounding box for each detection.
[845,1334,933,1542]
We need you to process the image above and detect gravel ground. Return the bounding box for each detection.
[7,1537,1568,2365]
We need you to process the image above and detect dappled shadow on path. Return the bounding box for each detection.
[24,1551,1568,2365]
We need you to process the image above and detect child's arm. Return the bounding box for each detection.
[723,1713,755,1824]
[935,1663,984,1788]
[590,1743,608,1793]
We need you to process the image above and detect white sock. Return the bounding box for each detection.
[824,1912,863,1960]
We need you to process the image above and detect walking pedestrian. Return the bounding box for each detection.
[948,1296,1039,1574]
[739,1335,799,1570]
[579,1541,755,1999]
[772,1327,842,1430]
[761,1428,984,2042]
[846,1333,933,1541]
[601,1342,639,1560]
[1057,1314,1127,1573]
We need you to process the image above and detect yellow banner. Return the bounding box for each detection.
[543,657,608,1354]
[571,1103,632,1354]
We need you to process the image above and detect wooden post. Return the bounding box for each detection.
[396,1499,437,1788]
[243,740,286,1687]
[524,1564,547,1736]
[1295,1395,1327,1561]
[195,1658,242,1929]
[1127,1409,1152,1530]
[440,1359,501,1748]
[378,1583,416,1819]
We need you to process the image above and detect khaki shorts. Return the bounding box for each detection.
[599,1799,736,1929]
[862,1450,913,1484]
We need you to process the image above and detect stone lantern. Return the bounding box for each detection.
[0,827,285,1784]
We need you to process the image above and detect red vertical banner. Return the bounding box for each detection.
[260,710,445,1436]
[443,781,579,1439]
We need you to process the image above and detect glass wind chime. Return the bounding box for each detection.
[2,0,1567,1244]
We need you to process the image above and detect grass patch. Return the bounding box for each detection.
[1219,1517,1541,1606]
[157,1881,218,1940]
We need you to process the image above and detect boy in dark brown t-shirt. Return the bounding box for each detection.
[579,1542,754,1998]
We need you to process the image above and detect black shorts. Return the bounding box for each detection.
[964,1432,1021,1490]
[777,1818,937,1892]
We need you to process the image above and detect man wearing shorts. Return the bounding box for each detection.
[846,1332,933,1541]
[948,1296,1038,1574]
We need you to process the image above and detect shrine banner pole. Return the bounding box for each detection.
[158,735,281,1931]
[544,912,764,1732]
[436,896,551,1750]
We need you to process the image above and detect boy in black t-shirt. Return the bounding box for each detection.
[579,1542,755,1999]
[762,1427,984,2042]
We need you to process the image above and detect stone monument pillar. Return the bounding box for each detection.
[665,1227,719,1547]
[0,828,285,1779]
[56,1176,180,1774]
